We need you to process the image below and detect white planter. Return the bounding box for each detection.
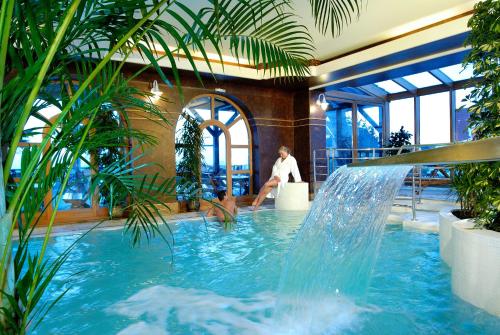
[439,210,458,266]
[439,210,500,317]
[275,182,310,211]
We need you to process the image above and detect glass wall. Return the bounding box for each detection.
[455,88,474,141]
[389,98,415,144]
[52,150,92,210]
[357,104,383,151]
[326,102,353,167]
[420,92,451,144]
[321,63,477,180]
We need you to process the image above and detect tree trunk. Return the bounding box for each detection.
[0,145,14,325]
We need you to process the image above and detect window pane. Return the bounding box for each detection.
[11,147,25,179]
[455,87,474,110]
[326,102,353,167]
[232,173,250,196]
[357,105,383,150]
[420,92,450,144]
[23,101,61,143]
[455,88,474,141]
[202,127,214,145]
[214,98,239,125]
[201,126,227,198]
[52,151,92,211]
[389,98,415,144]
[231,147,249,171]
[229,119,249,145]
[374,80,405,93]
[402,72,441,88]
[184,97,211,122]
[440,64,474,81]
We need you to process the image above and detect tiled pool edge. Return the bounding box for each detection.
[18,198,458,239]
[17,205,277,239]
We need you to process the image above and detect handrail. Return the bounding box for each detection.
[317,142,454,153]
[347,137,500,167]
[312,137,500,222]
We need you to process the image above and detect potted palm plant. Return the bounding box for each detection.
[91,108,128,218]
[440,0,500,317]
[175,113,204,211]
[0,0,362,332]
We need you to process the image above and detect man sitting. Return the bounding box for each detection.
[206,190,238,222]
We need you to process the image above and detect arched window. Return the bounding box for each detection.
[176,94,253,198]
[12,99,110,223]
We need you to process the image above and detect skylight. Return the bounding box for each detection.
[374,80,405,94]
[439,63,474,81]
[402,72,441,88]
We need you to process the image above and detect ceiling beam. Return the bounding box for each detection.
[325,90,385,104]
[429,69,453,86]
[392,78,417,94]
[386,78,480,101]
[359,84,388,99]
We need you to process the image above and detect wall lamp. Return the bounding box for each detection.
[316,93,329,111]
[150,80,163,99]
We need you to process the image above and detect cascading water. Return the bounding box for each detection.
[274,165,412,334]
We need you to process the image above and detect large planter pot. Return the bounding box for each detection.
[439,210,500,317]
[438,210,457,266]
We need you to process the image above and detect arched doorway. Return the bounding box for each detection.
[176,94,253,198]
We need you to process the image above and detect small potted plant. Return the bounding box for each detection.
[175,113,204,212]
[106,182,128,218]
[384,126,412,156]
[91,108,128,218]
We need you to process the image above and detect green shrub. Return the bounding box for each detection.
[453,0,500,231]
[384,126,413,156]
[175,113,204,200]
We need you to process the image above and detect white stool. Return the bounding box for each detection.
[275,182,310,211]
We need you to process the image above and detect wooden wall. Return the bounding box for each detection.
[126,66,319,196]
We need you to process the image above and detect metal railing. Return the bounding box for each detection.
[312,138,500,221]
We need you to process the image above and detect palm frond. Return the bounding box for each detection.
[309,0,364,36]
[90,149,186,248]
[192,0,314,79]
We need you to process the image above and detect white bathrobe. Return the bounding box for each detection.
[266,154,302,198]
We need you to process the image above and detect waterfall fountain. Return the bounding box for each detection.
[275,165,412,333]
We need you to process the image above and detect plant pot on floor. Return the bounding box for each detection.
[111,206,124,219]
[186,199,200,212]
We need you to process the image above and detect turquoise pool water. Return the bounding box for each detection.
[31,211,499,334]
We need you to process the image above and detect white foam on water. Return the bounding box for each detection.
[107,285,372,335]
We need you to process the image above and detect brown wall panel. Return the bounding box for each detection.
[127,66,313,199]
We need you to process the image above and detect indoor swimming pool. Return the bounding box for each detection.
[30,210,500,335]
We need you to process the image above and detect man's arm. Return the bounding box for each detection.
[206,207,214,217]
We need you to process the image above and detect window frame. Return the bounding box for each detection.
[179,93,253,198]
